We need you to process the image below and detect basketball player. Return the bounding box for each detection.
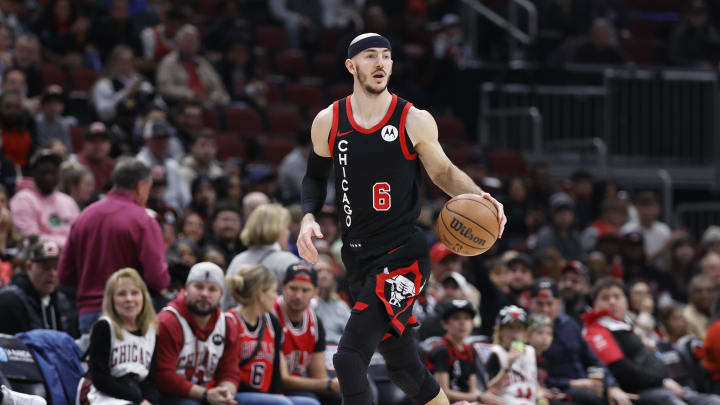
[297,33,507,405]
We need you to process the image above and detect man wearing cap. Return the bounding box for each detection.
[529,278,633,405]
[155,262,240,405]
[0,240,78,337]
[34,85,73,150]
[77,122,116,193]
[428,242,480,312]
[273,263,342,403]
[533,192,582,261]
[137,119,191,212]
[10,149,79,247]
[59,158,169,333]
[425,300,502,405]
[559,261,592,324]
[620,190,672,265]
[618,229,673,296]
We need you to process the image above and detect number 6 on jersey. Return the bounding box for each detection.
[372,182,391,211]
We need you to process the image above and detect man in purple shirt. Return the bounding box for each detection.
[58,157,170,333]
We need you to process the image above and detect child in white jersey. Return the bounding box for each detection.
[81,268,159,405]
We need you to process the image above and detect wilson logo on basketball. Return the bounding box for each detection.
[450,217,486,246]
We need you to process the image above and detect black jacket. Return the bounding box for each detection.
[0,273,79,338]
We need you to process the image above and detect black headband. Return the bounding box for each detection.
[347,35,392,59]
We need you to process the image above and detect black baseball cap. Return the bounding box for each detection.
[283,263,318,286]
[530,278,560,299]
[439,299,476,320]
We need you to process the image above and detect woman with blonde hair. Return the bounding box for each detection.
[225,264,320,405]
[81,267,159,405]
[59,160,95,209]
[222,204,299,310]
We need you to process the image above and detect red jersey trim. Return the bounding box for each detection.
[345,94,398,134]
[353,301,368,311]
[398,102,417,160]
[328,101,340,156]
[583,323,625,364]
[374,260,423,335]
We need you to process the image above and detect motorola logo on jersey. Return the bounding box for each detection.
[381,125,398,142]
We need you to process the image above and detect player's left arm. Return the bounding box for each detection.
[406,107,507,236]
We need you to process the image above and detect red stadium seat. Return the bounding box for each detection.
[275,49,308,78]
[328,83,352,102]
[215,132,246,161]
[435,115,468,143]
[263,137,295,164]
[305,104,325,122]
[40,64,68,89]
[70,67,100,93]
[69,126,86,152]
[256,26,290,51]
[312,53,337,79]
[489,149,527,178]
[287,83,324,108]
[225,106,264,134]
[266,81,284,103]
[321,28,345,52]
[203,108,221,130]
[267,105,303,135]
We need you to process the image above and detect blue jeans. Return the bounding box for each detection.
[234,392,321,405]
[79,311,102,334]
[159,396,202,405]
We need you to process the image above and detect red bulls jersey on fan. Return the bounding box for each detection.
[228,310,277,393]
[425,337,477,393]
[273,297,319,377]
[328,94,422,242]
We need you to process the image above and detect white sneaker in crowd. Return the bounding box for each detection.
[0,386,46,405]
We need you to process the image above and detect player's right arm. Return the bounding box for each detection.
[297,105,333,264]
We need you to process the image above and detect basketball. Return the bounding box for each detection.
[436,194,499,256]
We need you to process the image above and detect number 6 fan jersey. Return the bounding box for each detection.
[328,94,421,242]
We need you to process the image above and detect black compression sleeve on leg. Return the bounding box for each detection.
[301,150,332,216]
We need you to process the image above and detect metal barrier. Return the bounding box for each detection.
[478,106,543,153]
[674,202,720,240]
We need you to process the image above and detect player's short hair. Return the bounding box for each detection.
[241,203,290,247]
[112,158,151,190]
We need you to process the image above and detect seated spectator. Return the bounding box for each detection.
[146,165,179,229]
[427,242,480,311]
[278,129,310,205]
[529,278,631,405]
[77,122,116,193]
[59,158,169,334]
[0,187,19,285]
[31,0,92,67]
[533,192,582,262]
[59,160,95,209]
[0,239,78,337]
[3,66,41,115]
[474,255,514,337]
[660,304,689,343]
[202,244,227,270]
[700,252,720,288]
[214,37,268,107]
[527,313,554,391]
[621,190,673,265]
[668,0,720,68]
[619,230,674,297]
[559,261,592,324]
[580,198,628,253]
[572,18,629,65]
[176,211,205,245]
[504,250,534,309]
[156,24,230,106]
[312,253,350,344]
[166,238,200,292]
[425,299,502,405]
[223,204,299,309]
[155,262,240,405]
[89,0,141,62]
[82,268,159,405]
[485,305,541,405]
[242,191,270,220]
[225,263,320,405]
[136,106,184,160]
[583,278,720,405]
[569,170,595,231]
[10,150,79,247]
[626,280,660,346]
[499,176,535,250]
[666,236,697,302]
[180,131,224,192]
[136,120,191,212]
[11,34,45,100]
[268,0,322,49]
[273,263,341,403]
[701,226,720,256]
[92,45,156,122]
[206,203,244,269]
[0,90,37,169]
[188,175,215,218]
[35,85,74,150]
[172,101,203,152]
[684,274,716,340]
[139,6,184,67]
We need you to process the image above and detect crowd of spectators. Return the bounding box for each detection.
[0,1,717,405]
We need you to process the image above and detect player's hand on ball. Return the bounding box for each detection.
[480,192,506,238]
[297,214,324,264]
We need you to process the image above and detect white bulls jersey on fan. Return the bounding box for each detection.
[87,317,155,405]
[490,344,537,405]
[165,306,228,385]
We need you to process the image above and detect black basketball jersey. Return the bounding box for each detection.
[426,337,478,393]
[328,94,421,243]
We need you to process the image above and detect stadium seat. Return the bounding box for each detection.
[256,25,290,51]
[275,49,308,78]
[312,53,337,79]
[321,28,345,52]
[225,106,264,134]
[203,107,222,130]
[266,81,284,103]
[304,105,325,122]
[267,105,303,135]
[40,64,68,89]
[263,137,295,164]
[69,126,86,152]
[70,67,100,93]
[215,132,246,161]
[328,83,352,102]
[489,148,527,178]
[287,83,324,108]
[435,115,468,143]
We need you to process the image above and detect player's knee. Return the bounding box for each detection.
[386,366,439,403]
[333,346,370,383]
